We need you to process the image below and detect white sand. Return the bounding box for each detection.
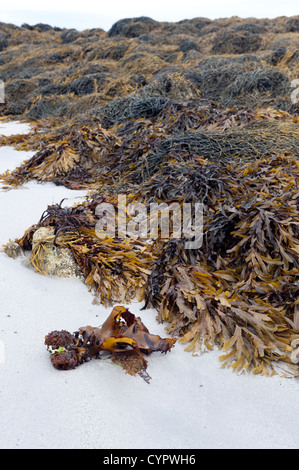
[0,121,298,449]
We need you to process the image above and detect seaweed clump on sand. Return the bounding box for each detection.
[1,15,299,377]
[45,306,177,383]
[13,150,299,377]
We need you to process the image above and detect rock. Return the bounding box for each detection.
[32,23,53,32]
[61,29,80,44]
[179,39,199,53]
[234,22,265,34]
[108,17,159,38]
[4,240,24,259]
[290,339,299,364]
[100,43,129,60]
[212,30,262,54]
[21,23,33,30]
[285,17,299,33]
[31,227,83,278]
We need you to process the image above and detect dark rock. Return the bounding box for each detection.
[108,17,159,38]
[21,23,33,30]
[194,18,212,31]
[32,23,53,32]
[179,39,199,53]
[285,17,299,32]
[61,29,80,43]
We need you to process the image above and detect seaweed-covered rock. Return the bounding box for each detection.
[285,17,299,32]
[108,17,159,38]
[212,30,262,54]
[4,78,39,102]
[179,39,200,53]
[223,68,290,106]
[31,227,83,278]
[0,15,298,119]
[198,54,260,70]
[21,23,33,30]
[26,96,70,119]
[194,18,212,31]
[61,28,80,43]
[234,22,265,34]
[199,64,245,100]
[32,23,53,32]
[0,32,8,51]
[99,42,129,60]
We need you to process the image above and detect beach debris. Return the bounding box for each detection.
[45,306,177,382]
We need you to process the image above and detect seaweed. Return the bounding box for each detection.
[45,306,177,382]
[1,14,299,377]
[212,29,262,54]
[0,14,298,123]
[2,104,299,191]
[11,150,299,376]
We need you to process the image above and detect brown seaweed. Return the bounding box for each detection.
[45,306,177,382]
[1,15,299,377]
[29,152,299,376]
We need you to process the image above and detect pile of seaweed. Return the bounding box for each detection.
[13,144,299,376]
[1,15,299,376]
[0,15,299,121]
